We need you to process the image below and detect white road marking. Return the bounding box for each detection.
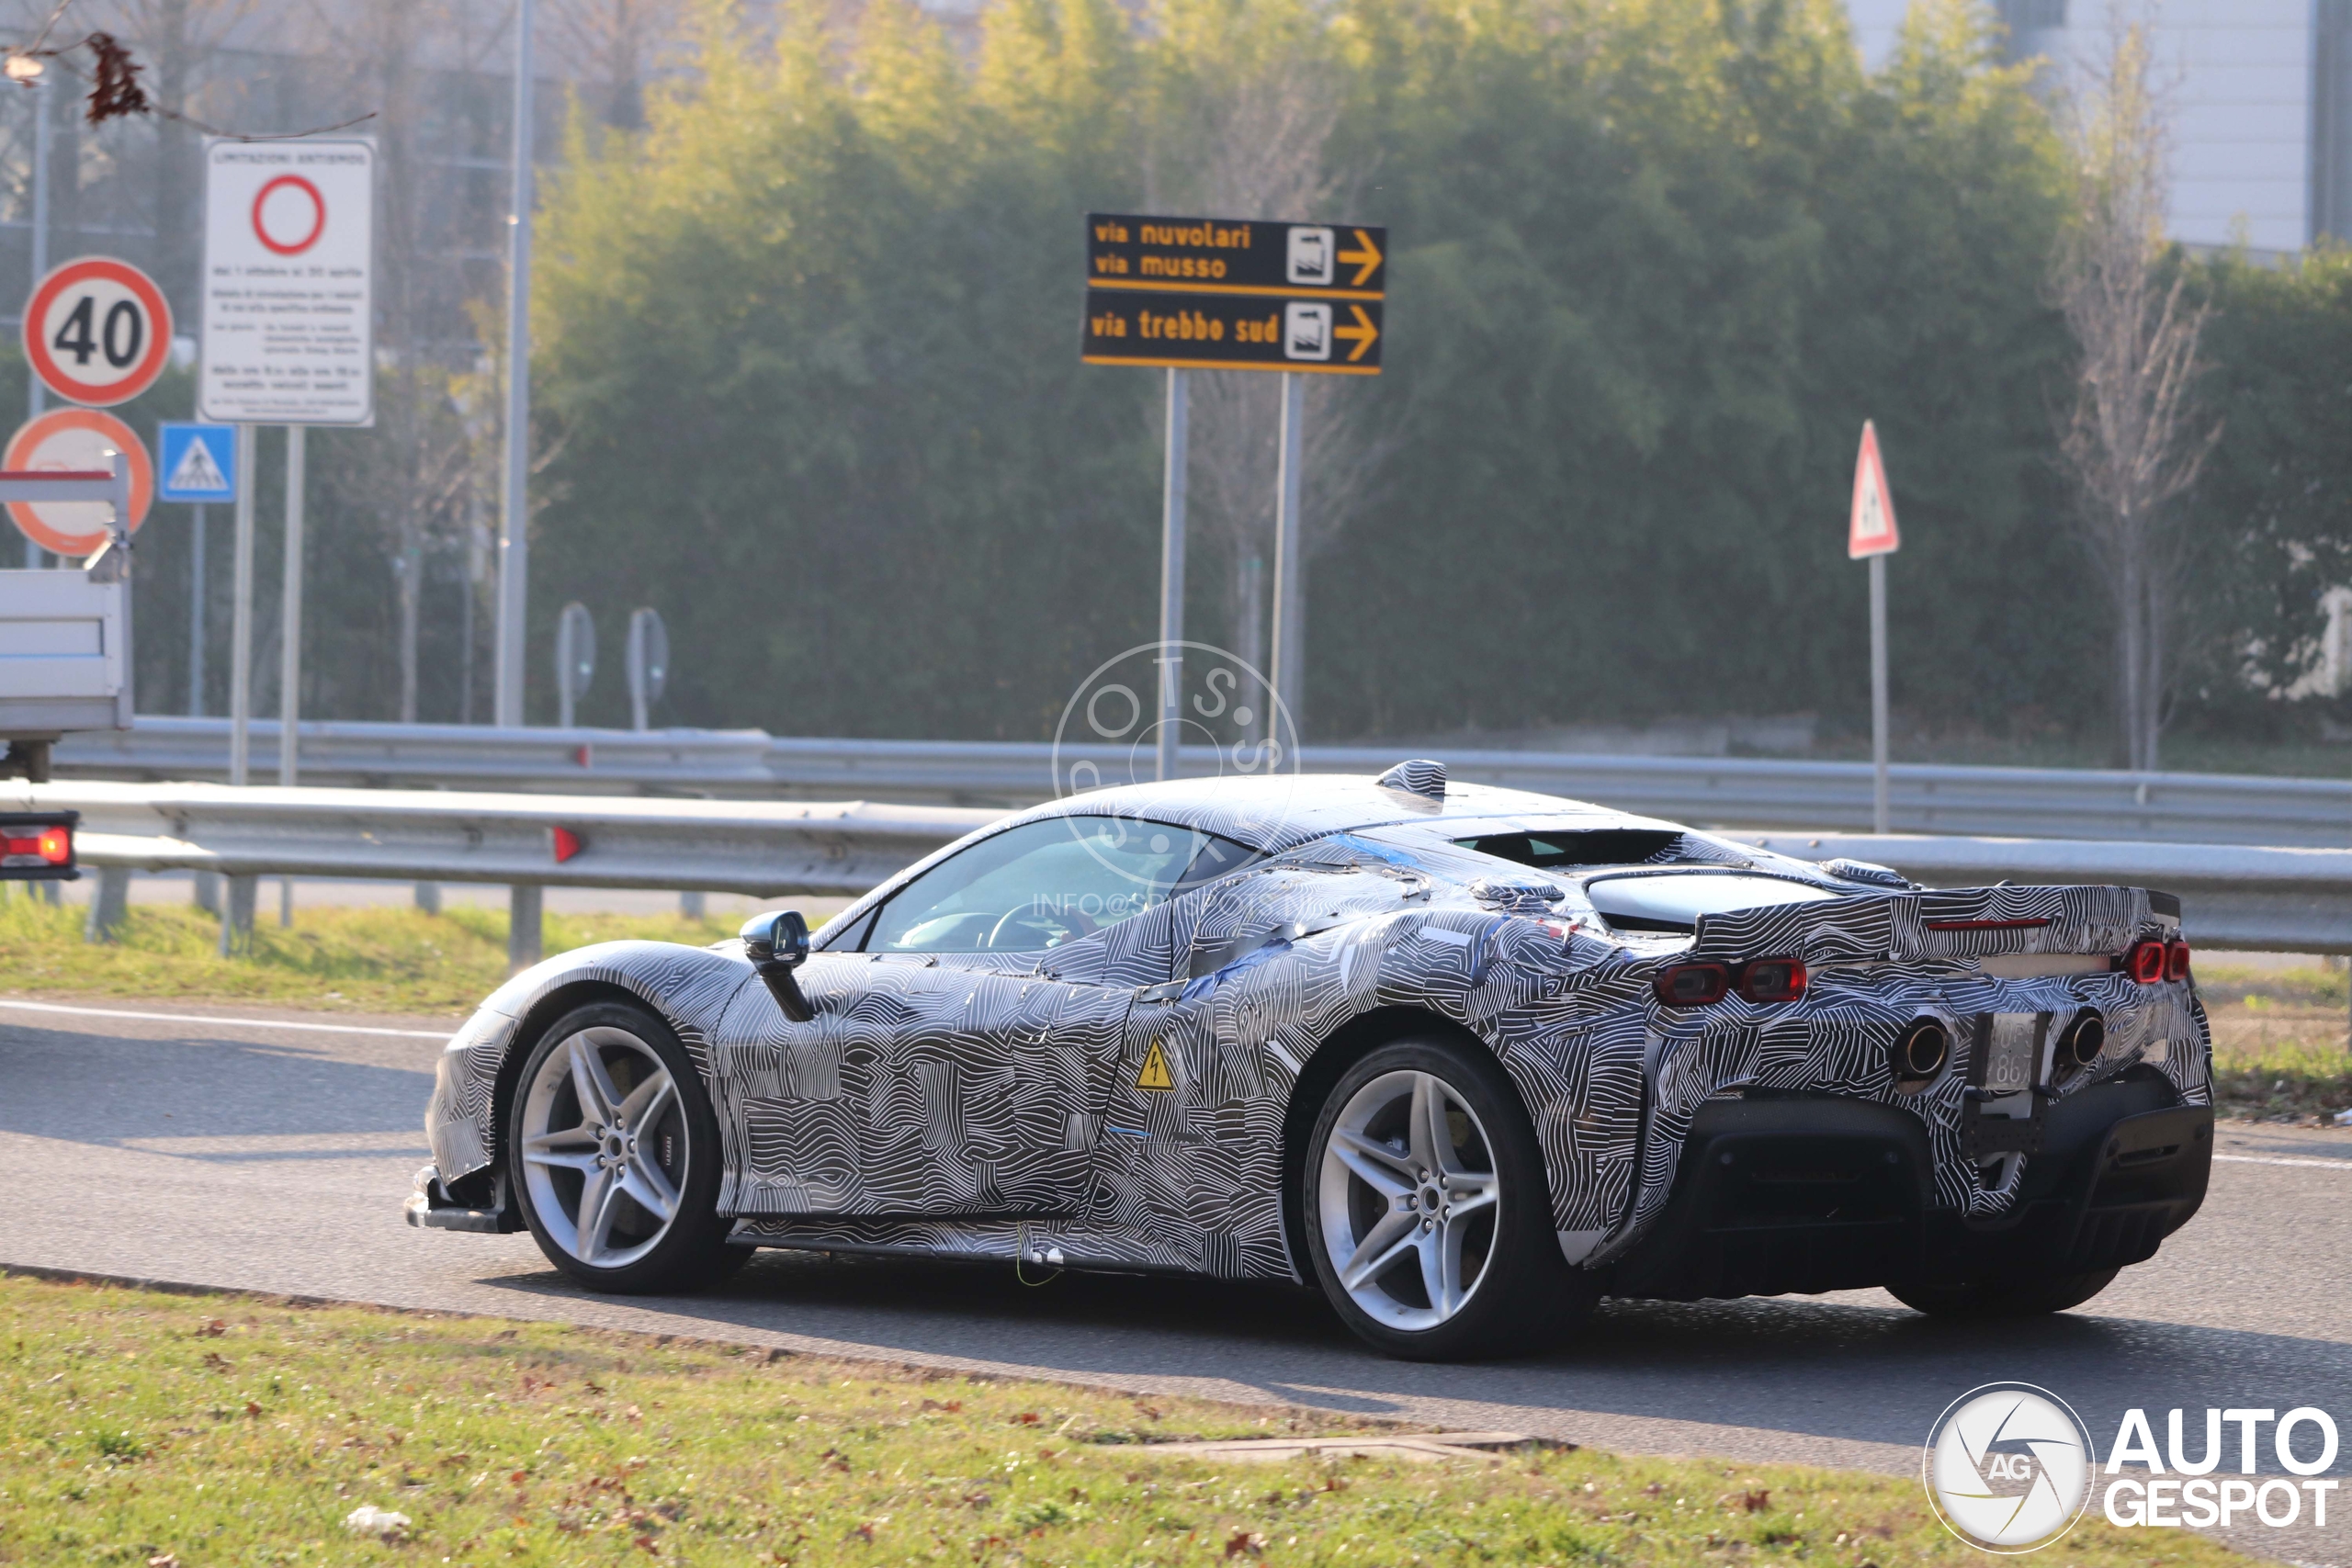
[0,998,449,1040]
[2214,1153,2352,1170]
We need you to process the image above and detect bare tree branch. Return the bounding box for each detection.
[2051,6,2220,770]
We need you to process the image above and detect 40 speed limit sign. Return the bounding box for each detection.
[22,256,174,408]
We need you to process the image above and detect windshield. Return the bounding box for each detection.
[1585,872,1837,934]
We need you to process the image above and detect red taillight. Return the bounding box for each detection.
[2165,939,2191,982]
[36,826,69,864]
[1737,957,1808,1003]
[1654,963,1730,1007]
[2124,940,2167,984]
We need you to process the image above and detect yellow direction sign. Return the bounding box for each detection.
[1087,213,1386,299]
[1083,291,1382,375]
[1135,1040,1177,1092]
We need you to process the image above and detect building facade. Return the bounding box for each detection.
[1846,0,2335,257]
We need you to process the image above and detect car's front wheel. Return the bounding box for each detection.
[507,1000,742,1293]
[1302,1037,1593,1359]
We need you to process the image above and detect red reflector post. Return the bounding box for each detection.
[2125,940,2166,984]
[1738,957,1808,1003]
[1654,963,1730,1007]
[2165,939,2191,982]
[551,826,583,864]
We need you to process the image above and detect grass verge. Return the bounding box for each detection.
[0,1273,2259,1568]
[2198,962,2352,1122]
[0,887,734,1016]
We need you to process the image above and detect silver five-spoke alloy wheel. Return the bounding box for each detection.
[1317,1068,1502,1331]
[519,1025,687,1269]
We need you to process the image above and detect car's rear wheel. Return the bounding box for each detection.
[1302,1037,1593,1359]
[508,1000,741,1293]
[1887,1268,2119,1318]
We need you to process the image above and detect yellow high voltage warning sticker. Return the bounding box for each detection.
[1135,1040,1176,1091]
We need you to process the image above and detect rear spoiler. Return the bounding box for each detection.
[1690,884,2158,966]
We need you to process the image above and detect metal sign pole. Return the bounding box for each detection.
[23,73,46,568]
[1870,552,1890,834]
[187,502,206,716]
[278,426,304,788]
[1156,367,1187,783]
[227,424,256,787]
[1269,370,1305,744]
[493,0,537,728]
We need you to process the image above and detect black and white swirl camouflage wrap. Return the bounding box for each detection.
[421,771,2208,1286]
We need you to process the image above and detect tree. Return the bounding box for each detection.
[2049,15,2220,771]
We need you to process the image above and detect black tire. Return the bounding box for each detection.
[1887,1268,2120,1319]
[1301,1036,1595,1359]
[506,1000,740,1294]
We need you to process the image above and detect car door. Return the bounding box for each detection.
[824,814,1230,1217]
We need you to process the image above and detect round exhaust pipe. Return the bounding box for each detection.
[2055,1010,2106,1077]
[1891,1019,1950,1092]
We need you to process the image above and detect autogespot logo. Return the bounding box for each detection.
[1923,1384,2095,1553]
[1926,1391,2346,1552]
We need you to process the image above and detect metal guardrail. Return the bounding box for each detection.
[55,716,2352,847]
[11,780,998,898]
[15,780,2352,958]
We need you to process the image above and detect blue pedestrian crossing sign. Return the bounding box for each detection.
[157,422,235,502]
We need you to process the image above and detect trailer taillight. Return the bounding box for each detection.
[0,810,76,879]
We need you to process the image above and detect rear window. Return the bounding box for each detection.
[1454,829,1683,869]
[1585,872,1837,934]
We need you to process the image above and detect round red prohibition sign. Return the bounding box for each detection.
[21,256,174,408]
[252,175,327,256]
[2,408,154,557]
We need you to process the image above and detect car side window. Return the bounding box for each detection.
[865,817,1231,954]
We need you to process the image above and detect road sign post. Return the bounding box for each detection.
[1158,368,1187,783]
[1271,371,1305,734]
[160,423,236,723]
[626,607,669,732]
[1849,421,1902,834]
[497,0,538,734]
[556,602,595,728]
[1082,213,1386,758]
[201,139,374,805]
[228,424,257,792]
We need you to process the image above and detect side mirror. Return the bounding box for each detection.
[739,909,815,1021]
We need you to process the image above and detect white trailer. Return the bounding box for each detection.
[0,459,134,784]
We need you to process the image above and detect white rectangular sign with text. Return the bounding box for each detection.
[199,139,376,426]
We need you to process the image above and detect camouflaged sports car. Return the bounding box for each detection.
[408,760,2213,1359]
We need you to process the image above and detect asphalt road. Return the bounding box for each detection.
[4,997,2347,1565]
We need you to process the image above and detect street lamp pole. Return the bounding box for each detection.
[492,0,536,727]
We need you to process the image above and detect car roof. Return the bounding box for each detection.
[997,769,1656,855]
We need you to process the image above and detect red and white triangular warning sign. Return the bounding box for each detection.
[1848,420,1899,559]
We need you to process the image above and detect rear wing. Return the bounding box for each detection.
[1690,884,2165,967]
